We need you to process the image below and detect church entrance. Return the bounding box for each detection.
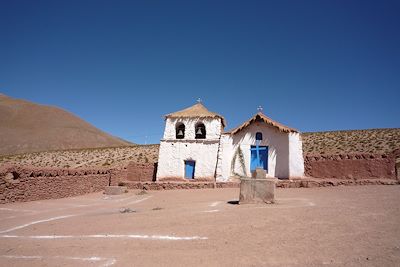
[184,160,195,179]
[250,146,268,172]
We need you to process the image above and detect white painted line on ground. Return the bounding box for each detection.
[0,216,17,221]
[0,208,36,212]
[26,206,91,214]
[251,198,316,209]
[279,198,316,202]
[103,195,138,202]
[0,214,77,234]
[0,255,42,259]
[125,196,152,205]
[209,201,221,207]
[0,255,116,266]
[35,202,94,208]
[0,234,208,241]
[0,201,103,216]
[202,209,220,213]
[70,204,92,207]
[0,195,152,234]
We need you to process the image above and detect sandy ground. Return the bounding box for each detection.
[0,186,399,267]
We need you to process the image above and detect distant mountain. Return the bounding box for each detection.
[0,93,132,156]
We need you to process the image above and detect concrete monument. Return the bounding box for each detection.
[239,136,277,204]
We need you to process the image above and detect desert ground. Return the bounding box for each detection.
[0,186,399,266]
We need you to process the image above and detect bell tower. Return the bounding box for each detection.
[156,102,225,181]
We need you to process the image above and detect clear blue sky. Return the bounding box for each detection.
[1,0,399,144]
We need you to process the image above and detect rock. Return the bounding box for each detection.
[119,207,136,213]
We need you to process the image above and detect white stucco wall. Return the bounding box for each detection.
[157,140,220,179]
[215,134,232,182]
[156,117,223,180]
[216,122,290,181]
[288,132,305,177]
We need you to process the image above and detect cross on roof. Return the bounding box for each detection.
[197,98,202,103]
[257,105,263,112]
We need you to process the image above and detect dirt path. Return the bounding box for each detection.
[0,186,399,266]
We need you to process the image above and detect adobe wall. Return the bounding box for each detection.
[304,153,397,180]
[125,162,156,182]
[0,165,112,204]
[0,162,158,204]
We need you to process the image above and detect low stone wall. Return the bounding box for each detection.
[304,153,397,180]
[120,178,399,191]
[125,162,156,182]
[121,181,238,190]
[277,178,399,188]
[0,165,112,204]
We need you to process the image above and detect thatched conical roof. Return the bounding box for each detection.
[165,103,226,127]
[226,112,298,134]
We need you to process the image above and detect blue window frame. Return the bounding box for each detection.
[250,146,268,172]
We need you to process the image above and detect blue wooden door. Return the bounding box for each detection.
[184,160,195,179]
[250,146,268,172]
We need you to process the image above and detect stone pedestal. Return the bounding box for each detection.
[239,168,277,204]
[252,168,267,179]
[104,186,128,195]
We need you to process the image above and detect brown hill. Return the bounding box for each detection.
[0,93,132,155]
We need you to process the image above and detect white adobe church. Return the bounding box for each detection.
[156,102,304,182]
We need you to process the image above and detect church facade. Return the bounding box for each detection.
[156,102,304,182]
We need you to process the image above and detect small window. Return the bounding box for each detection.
[176,123,185,139]
[256,132,263,141]
[195,123,206,139]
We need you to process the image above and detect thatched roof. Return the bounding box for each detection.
[226,112,298,134]
[165,103,226,127]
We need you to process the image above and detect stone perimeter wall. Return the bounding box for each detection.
[124,153,400,182]
[304,152,399,180]
[125,162,156,182]
[0,162,156,204]
[119,179,399,191]
[0,165,116,204]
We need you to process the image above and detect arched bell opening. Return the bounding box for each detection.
[176,123,185,139]
[195,122,206,139]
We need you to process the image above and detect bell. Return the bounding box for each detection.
[196,128,203,135]
[177,129,184,136]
